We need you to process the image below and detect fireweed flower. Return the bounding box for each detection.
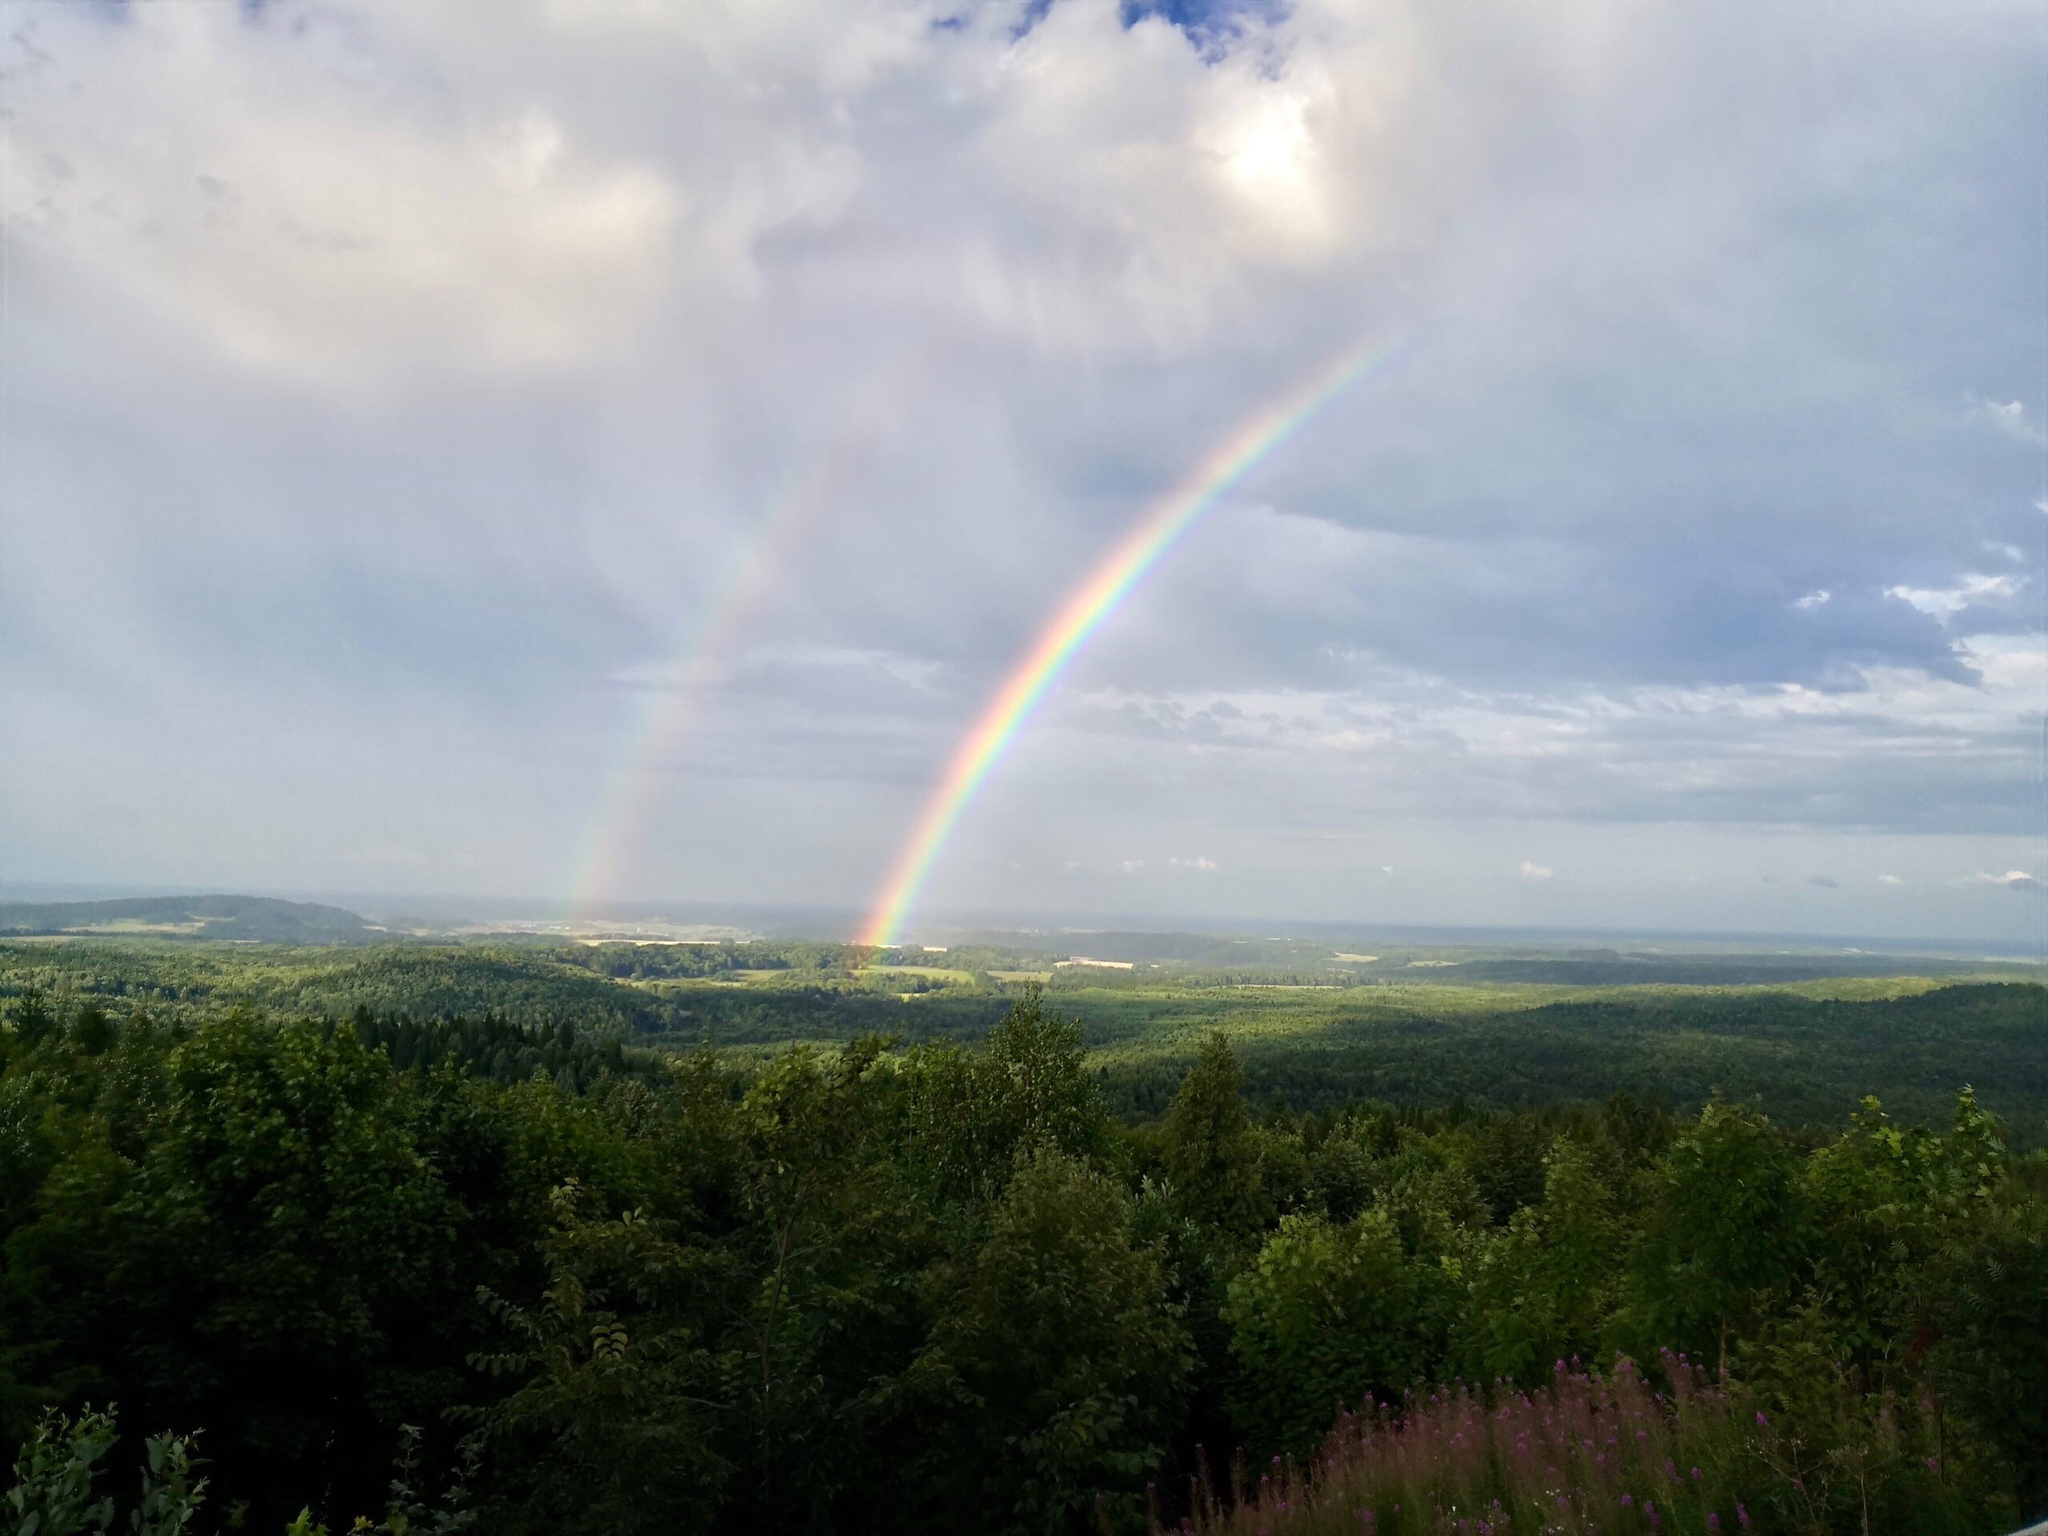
[1737,1503,1750,1527]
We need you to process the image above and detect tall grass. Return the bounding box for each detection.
[1158,1355,1759,1536]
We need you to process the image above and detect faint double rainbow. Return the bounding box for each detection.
[564,358,924,921]
[856,332,1411,950]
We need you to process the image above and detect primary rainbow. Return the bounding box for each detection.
[856,333,1410,949]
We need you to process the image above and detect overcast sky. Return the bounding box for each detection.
[3,0,2043,941]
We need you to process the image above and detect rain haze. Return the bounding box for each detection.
[3,0,2043,944]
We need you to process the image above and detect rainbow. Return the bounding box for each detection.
[565,358,924,920]
[856,333,1410,949]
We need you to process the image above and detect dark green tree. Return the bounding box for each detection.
[1160,1033,1266,1241]
[915,1150,1191,1535]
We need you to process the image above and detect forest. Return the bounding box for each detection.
[2,943,2044,1534]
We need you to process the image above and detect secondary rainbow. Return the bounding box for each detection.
[565,356,925,921]
[856,333,1410,949]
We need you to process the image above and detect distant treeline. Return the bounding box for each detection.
[0,894,371,943]
[2,940,2043,1138]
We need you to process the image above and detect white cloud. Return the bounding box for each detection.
[1973,396,2048,449]
[1884,573,2020,622]
[1118,857,1146,873]
[4,11,690,393]
[1965,869,2045,892]
[1792,588,1831,610]
[1168,855,1219,873]
[1877,873,1903,886]
[1517,860,1554,880]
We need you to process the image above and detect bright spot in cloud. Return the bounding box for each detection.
[1169,855,1219,873]
[1792,589,1832,610]
[1877,873,1903,886]
[1517,861,1554,881]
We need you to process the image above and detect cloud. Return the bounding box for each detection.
[1973,396,2048,449]
[1807,873,1838,889]
[1517,861,1554,881]
[1168,855,1220,873]
[1877,873,1903,886]
[1884,573,2021,624]
[1966,869,2046,893]
[1118,858,1146,873]
[6,18,686,395]
[2,0,2041,942]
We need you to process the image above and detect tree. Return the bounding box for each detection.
[915,1150,1191,1535]
[1224,1209,1440,1455]
[469,1180,730,1534]
[904,987,1108,1203]
[1160,1033,1266,1241]
[1467,1137,1619,1384]
[1626,1103,1808,1375]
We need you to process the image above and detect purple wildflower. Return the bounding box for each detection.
[1737,1504,1750,1528]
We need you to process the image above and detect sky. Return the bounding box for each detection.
[2,0,2044,943]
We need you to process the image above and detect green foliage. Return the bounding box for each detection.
[914,1150,1191,1534]
[1625,1103,1808,1373]
[6,1406,117,1536]
[3,1407,207,1536]
[1161,1033,1268,1239]
[1,949,2044,1534]
[467,1180,729,1533]
[1224,1210,1445,1454]
[1465,1136,1620,1384]
[904,986,1111,1202]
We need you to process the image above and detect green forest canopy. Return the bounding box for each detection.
[1,939,2044,1534]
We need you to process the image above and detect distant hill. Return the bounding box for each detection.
[0,894,372,943]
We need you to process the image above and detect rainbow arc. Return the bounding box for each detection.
[857,333,1410,949]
